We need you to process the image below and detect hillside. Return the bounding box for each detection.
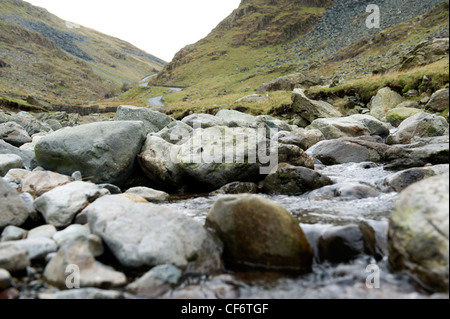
[152,0,449,118]
[0,0,165,107]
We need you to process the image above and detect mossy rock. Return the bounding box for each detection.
[386,107,422,127]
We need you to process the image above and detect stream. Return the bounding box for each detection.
[157,162,447,299]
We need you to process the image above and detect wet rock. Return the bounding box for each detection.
[386,107,422,127]
[307,182,380,200]
[277,143,315,169]
[212,182,258,195]
[206,194,313,272]
[0,243,30,272]
[309,114,390,140]
[264,166,333,195]
[35,121,146,185]
[318,225,365,263]
[0,154,23,177]
[114,105,175,134]
[21,171,71,196]
[1,226,27,242]
[273,128,324,150]
[0,122,32,147]
[369,87,404,120]
[0,178,29,230]
[400,38,449,71]
[13,237,58,260]
[0,268,12,289]
[125,187,169,202]
[138,136,185,190]
[388,112,449,144]
[306,137,388,165]
[426,88,449,112]
[44,238,127,289]
[380,165,449,192]
[181,113,225,128]
[34,181,110,227]
[85,195,223,272]
[127,264,182,298]
[292,89,342,123]
[0,140,34,170]
[27,225,57,239]
[388,173,449,292]
[156,121,193,145]
[52,288,125,299]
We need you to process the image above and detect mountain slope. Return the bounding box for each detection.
[0,0,165,106]
[153,0,448,117]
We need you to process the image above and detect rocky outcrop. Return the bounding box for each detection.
[400,38,449,70]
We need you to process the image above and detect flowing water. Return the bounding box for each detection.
[159,163,448,299]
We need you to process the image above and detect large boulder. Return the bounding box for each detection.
[35,121,146,185]
[292,89,342,124]
[426,88,449,112]
[34,181,110,227]
[206,194,313,272]
[264,166,333,195]
[216,110,256,126]
[400,38,449,71]
[114,105,175,134]
[0,122,32,147]
[387,112,449,144]
[388,173,449,292]
[369,87,404,120]
[138,135,185,190]
[309,114,390,140]
[85,195,223,272]
[0,179,29,230]
[0,154,23,177]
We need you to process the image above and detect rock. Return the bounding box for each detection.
[1,226,27,242]
[264,166,333,195]
[35,112,78,128]
[28,225,57,239]
[292,89,342,124]
[273,128,324,150]
[256,115,292,135]
[138,136,185,190]
[18,193,36,218]
[0,122,32,147]
[3,168,30,186]
[309,114,390,140]
[35,121,146,185]
[44,119,63,131]
[0,243,30,272]
[236,94,269,103]
[52,288,124,299]
[156,121,193,145]
[182,113,225,129]
[212,182,258,195]
[0,178,29,230]
[0,268,12,289]
[380,165,449,192]
[276,143,315,168]
[400,38,449,70]
[0,154,23,177]
[52,225,91,247]
[388,112,449,144]
[0,140,34,169]
[216,109,256,125]
[206,194,313,272]
[307,182,380,200]
[119,193,148,203]
[318,225,365,263]
[114,105,175,134]
[388,173,449,292]
[257,73,321,93]
[386,107,422,127]
[21,171,71,196]
[369,87,404,120]
[426,88,449,112]
[10,112,51,135]
[125,187,169,202]
[44,238,127,289]
[13,237,58,260]
[34,181,110,227]
[127,264,182,298]
[306,137,388,165]
[85,195,223,272]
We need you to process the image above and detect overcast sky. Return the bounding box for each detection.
[25,0,241,62]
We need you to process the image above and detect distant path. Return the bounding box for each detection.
[139,73,158,87]
[148,87,182,107]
